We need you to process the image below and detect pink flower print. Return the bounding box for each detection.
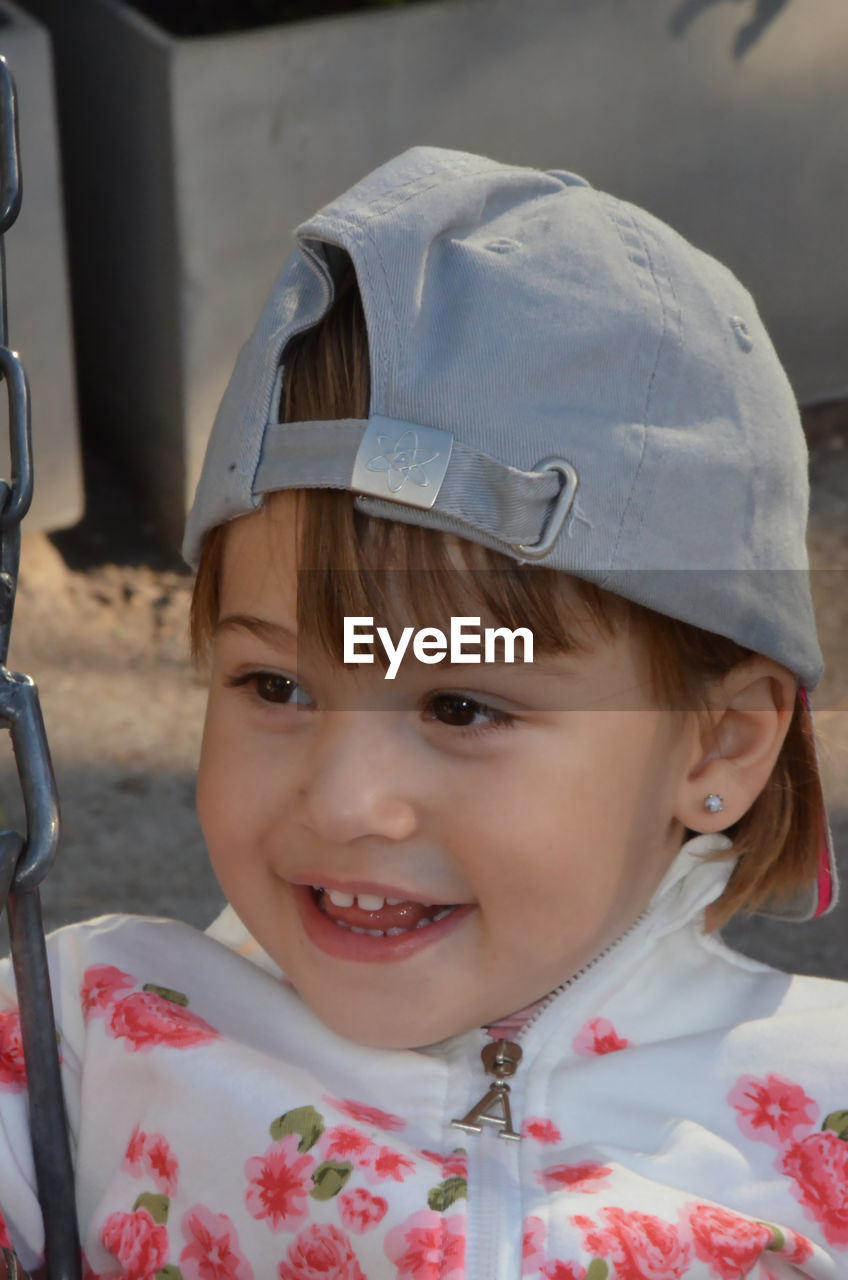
[108,991,218,1052]
[180,1204,254,1280]
[573,1017,630,1057]
[543,1265,586,1280]
[0,1208,11,1249]
[278,1223,366,1280]
[323,1095,405,1133]
[0,1008,26,1092]
[99,1208,169,1280]
[687,1203,773,1279]
[367,1145,416,1184]
[780,1131,848,1246]
[538,1162,612,1194]
[728,1073,819,1149]
[521,1217,586,1280]
[419,1149,468,1179]
[782,1228,814,1264]
[81,964,135,1019]
[338,1188,388,1235]
[145,1133,179,1195]
[122,1127,179,1195]
[522,1117,562,1144]
[244,1134,314,1233]
[574,1206,690,1280]
[320,1132,414,1186]
[124,1124,147,1172]
[384,1210,465,1280]
[521,1216,546,1275]
[317,1125,376,1169]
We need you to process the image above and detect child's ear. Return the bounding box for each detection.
[675,658,797,832]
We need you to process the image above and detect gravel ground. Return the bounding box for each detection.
[1,400,847,976]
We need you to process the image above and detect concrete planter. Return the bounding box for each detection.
[0,1,81,533]
[18,0,848,542]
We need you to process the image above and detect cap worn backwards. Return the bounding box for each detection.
[184,145,822,694]
[185,145,837,924]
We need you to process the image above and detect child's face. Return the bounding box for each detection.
[197,497,700,1048]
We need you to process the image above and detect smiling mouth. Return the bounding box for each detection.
[311,887,459,937]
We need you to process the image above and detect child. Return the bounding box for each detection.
[1,146,846,1279]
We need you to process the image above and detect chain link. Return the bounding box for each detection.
[0,54,81,1280]
[1,1245,32,1280]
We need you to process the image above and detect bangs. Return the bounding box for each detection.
[275,488,619,672]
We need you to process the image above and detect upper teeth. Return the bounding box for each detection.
[325,889,354,908]
[322,889,405,911]
[357,894,388,911]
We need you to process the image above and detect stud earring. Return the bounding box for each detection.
[703,794,724,814]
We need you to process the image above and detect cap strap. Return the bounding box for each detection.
[254,416,567,547]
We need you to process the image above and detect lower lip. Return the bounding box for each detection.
[292,885,476,963]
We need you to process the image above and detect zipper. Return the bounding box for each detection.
[450,902,654,1146]
[452,844,729,1276]
[520,907,651,1039]
[454,906,657,1279]
[451,1037,523,1141]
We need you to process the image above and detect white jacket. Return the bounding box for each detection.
[1,834,846,1279]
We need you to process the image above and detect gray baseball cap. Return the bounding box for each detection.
[184,145,823,694]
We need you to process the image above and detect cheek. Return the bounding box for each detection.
[197,727,274,914]
[196,699,259,850]
[196,745,236,862]
[196,698,302,866]
[459,716,679,912]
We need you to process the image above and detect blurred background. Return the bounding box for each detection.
[0,0,845,972]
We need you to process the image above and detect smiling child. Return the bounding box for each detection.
[1,146,846,1279]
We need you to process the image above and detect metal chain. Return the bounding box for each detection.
[0,55,81,1280]
[2,1247,31,1280]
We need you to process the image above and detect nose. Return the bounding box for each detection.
[296,711,418,844]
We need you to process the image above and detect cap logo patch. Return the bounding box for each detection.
[368,430,438,492]
[352,417,453,510]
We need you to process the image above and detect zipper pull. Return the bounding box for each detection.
[451,1039,523,1142]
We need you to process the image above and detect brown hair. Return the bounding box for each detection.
[191,263,824,930]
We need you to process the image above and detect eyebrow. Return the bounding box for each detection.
[214,614,588,680]
[215,614,297,650]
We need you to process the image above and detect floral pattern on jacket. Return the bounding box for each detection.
[0,888,846,1279]
[81,965,219,1053]
[80,1094,472,1279]
[79,1088,837,1280]
[729,1072,848,1247]
[0,1008,26,1092]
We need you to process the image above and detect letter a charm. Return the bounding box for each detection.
[452,1039,523,1142]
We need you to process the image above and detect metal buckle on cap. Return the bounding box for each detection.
[351,416,453,510]
[513,458,578,560]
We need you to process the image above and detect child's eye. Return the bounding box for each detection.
[424,692,515,734]
[227,671,311,706]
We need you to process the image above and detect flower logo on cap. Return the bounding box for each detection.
[365,430,441,494]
